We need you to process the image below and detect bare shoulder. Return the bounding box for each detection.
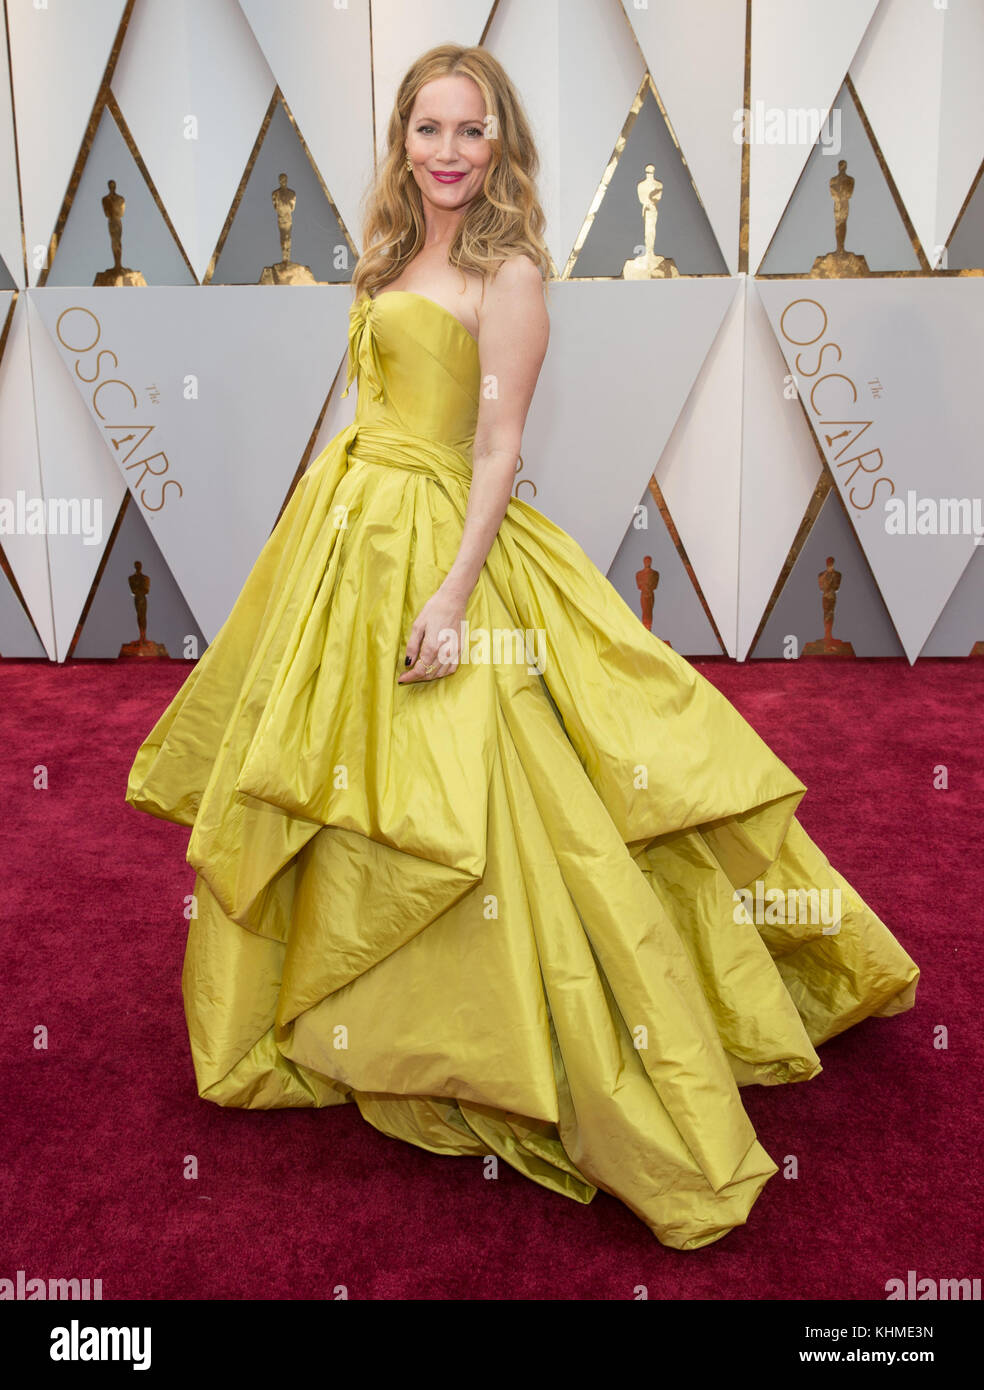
[477,254,549,349]
[490,252,545,293]
[483,253,546,311]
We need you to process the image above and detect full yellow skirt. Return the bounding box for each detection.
[126,420,919,1250]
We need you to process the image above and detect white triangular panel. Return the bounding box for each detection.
[737,281,824,660]
[520,278,737,575]
[851,0,946,266]
[486,0,644,271]
[0,5,23,287]
[369,0,494,164]
[485,1,560,268]
[749,0,880,274]
[31,286,354,641]
[0,294,54,655]
[757,278,983,663]
[938,5,984,261]
[655,275,745,656]
[27,291,125,662]
[621,0,746,274]
[8,0,127,286]
[113,0,274,284]
[240,0,373,259]
[853,0,984,266]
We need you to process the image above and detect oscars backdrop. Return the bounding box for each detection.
[0,0,982,665]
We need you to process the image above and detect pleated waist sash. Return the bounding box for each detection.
[346,422,473,485]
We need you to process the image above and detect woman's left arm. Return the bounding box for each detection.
[399,255,549,683]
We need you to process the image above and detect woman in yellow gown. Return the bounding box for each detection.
[125,45,918,1251]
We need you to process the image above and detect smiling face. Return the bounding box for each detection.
[405,74,492,212]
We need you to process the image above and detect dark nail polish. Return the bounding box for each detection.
[404,656,411,666]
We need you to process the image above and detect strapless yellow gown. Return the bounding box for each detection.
[125,290,919,1250]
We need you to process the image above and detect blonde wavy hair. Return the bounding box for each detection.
[351,44,551,302]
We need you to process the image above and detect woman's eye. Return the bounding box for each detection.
[415,124,484,137]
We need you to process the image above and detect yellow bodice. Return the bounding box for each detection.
[342,291,482,460]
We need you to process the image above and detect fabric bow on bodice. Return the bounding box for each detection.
[341,293,385,403]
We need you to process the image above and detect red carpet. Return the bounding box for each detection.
[1,656,979,1300]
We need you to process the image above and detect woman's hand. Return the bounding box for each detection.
[398,582,468,683]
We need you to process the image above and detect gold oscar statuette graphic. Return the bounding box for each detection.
[259,173,318,285]
[635,554,673,647]
[622,165,680,279]
[93,180,147,287]
[636,555,660,630]
[802,555,855,657]
[809,159,870,279]
[119,561,169,659]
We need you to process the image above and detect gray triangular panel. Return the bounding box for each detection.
[607,485,721,656]
[72,498,206,660]
[573,85,728,279]
[760,81,921,275]
[752,488,905,658]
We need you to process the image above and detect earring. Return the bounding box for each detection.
[405,155,413,172]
